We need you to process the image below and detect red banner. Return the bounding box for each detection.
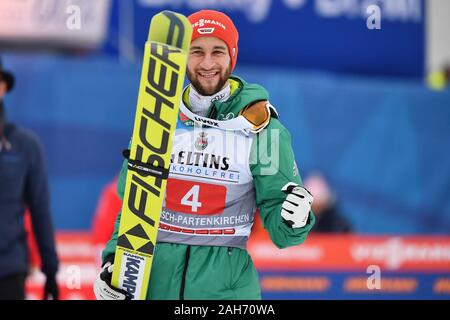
[248,234,450,271]
[25,232,450,299]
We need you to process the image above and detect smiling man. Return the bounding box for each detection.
[95,9,315,300]
[188,37,230,96]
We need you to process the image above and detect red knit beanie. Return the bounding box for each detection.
[188,10,239,72]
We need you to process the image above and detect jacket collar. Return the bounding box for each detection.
[179,76,243,125]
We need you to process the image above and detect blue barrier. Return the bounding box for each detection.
[260,271,450,300]
[2,54,449,232]
[104,0,425,77]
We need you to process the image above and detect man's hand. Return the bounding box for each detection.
[93,261,130,300]
[281,182,314,228]
[43,272,59,300]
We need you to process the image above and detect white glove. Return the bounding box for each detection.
[93,262,130,300]
[280,182,314,228]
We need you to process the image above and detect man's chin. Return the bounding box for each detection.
[199,85,219,95]
[193,82,221,96]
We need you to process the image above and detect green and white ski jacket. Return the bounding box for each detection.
[102,76,315,300]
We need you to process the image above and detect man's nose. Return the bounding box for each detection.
[199,53,215,69]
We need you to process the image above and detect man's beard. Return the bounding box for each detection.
[187,67,231,96]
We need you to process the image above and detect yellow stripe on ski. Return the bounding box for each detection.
[111,11,192,300]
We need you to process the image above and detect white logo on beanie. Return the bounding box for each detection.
[198,28,215,34]
[192,19,226,30]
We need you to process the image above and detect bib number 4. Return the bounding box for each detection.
[180,185,202,212]
[166,179,226,215]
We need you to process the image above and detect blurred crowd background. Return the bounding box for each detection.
[0,0,449,300]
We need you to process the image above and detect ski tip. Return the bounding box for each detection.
[148,11,193,52]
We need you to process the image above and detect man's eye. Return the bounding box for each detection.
[191,51,202,55]
[214,51,225,55]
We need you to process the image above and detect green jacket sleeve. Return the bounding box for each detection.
[101,159,128,263]
[250,118,315,249]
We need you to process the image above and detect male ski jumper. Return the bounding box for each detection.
[95,10,315,300]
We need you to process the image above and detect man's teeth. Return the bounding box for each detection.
[200,72,217,77]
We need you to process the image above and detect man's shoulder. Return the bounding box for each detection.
[230,77,289,135]
[265,117,285,130]
[231,75,269,101]
[7,123,42,148]
[228,76,275,130]
[260,117,291,138]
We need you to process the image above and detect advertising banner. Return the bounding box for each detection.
[25,232,450,299]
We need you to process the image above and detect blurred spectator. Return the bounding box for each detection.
[304,173,352,233]
[91,175,122,266]
[24,210,42,274]
[0,57,59,300]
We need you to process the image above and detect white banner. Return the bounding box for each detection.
[0,0,111,48]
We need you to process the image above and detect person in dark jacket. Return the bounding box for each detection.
[0,57,59,300]
[304,173,352,233]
